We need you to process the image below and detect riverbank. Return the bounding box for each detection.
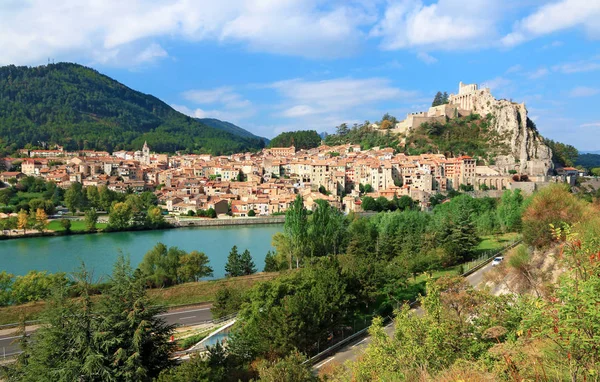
[0,272,279,326]
[0,215,287,241]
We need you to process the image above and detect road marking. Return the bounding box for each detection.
[0,335,24,341]
[315,357,335,369]
[157,308,211,317]
[352,338,368,348]
[179,316,196,320]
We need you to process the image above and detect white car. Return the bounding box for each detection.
[491,256,504,266]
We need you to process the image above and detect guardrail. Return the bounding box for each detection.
[303,240,521,367]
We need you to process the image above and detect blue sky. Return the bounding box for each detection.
[1,1,599,150]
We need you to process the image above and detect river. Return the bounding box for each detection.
[0,225,282,280]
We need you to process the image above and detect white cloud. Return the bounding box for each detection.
[417,52,438,64]
[568,86,600,97]
[506,64,523,74]
[528,67,549,79]
[502,0,600,47]
[580,122,600,128]
[176,86,255,123]
[0,0,374,66]
[552,57,600,73]
[268,77,418,118]
[371,0,504,51]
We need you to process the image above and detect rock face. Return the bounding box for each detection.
[450,83,553,176]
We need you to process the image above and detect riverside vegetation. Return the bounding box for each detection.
[1,186,535,381]
[0,176,170,235]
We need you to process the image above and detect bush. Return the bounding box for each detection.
[522,184,589,248]
[248,209,256,217]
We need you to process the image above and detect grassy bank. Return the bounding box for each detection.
[46,220,108,232]
[0,272,278,326]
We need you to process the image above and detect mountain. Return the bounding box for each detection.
[196,118,269,144]
[0,63,265,155]
[579,150,600,155]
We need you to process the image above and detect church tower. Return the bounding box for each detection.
[142,141,150,165]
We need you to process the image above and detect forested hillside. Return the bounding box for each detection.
[197,118,268,144]
[268,130,321,150]
[0,63,265,154]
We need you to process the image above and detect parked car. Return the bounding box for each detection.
[492,256,504,266]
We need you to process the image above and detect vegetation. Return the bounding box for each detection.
[575,153,600,170]
[0,63,265,155]
[325,120,402,151]
[431,90,449,107]
[268,130,321,150]
[139,243,214,288]
[3,257,175,382]
[544,138,579,167]
[224,246,257,277]
[406,113,510,161]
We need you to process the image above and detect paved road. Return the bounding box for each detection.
[314,261,497,371]
[0,304,213,359]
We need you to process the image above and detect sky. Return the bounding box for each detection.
[1,0,599,151]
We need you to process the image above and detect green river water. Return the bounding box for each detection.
[0,225,282,280]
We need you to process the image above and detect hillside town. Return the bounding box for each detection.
[0,137,580,219]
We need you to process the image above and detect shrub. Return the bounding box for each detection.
[522,184,589,248]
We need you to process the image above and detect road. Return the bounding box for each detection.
[314,261,496,371]
[0,304,213,359]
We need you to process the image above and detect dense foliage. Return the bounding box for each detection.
[431,91,449,107]
[543,138,579,167]
[3,257,175,381]
[0,63,265,154]
[324,121,402,151]
[575,153,600,170]
[268,130,321,150]
[406,113,510,161]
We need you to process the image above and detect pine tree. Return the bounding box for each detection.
[264,250,279,272]
[96,255,175,380]
[225,245,243,277]
[432,91,444,107]
[442,91,449,104]
[240,249,257,275]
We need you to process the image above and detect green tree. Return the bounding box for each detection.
[263,250,280,272]
[257,351,316,382]
[0,271,14,306]
[432,91,444,107]
[211,286,244,319]
[178,250,213,282]
[225,245,243,277]
[240,249,257,276]
[59,218,71,233]
[108,202,132,230]
[64,182,85,213]
[284,195,308,268]
[95,255,175,380]
[139,243,183,287]
[496,189,523,232]
[84,208,98,232]
[247,209,256,217]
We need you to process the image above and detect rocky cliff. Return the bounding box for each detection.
[468,88,553,176]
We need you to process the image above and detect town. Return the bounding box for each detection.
[0,139,581,220]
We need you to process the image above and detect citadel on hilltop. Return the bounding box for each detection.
[383,82,554,177]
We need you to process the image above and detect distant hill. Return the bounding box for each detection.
[575,153,600,169]
[197,118,269,144]
[579,150,600,155]
[0,63,265,155]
